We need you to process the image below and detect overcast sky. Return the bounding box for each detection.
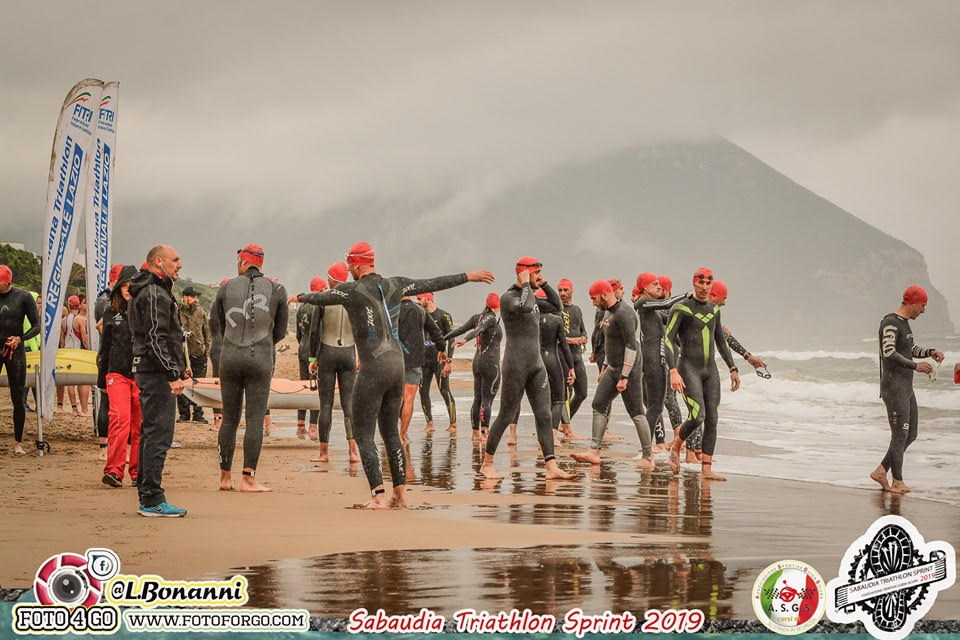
[2,1,958,322]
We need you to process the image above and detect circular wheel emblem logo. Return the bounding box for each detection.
[752,560,825,635]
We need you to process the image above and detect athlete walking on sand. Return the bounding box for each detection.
[571,280,654,469]
[293,242,494,508]
[479,257,577,481]
[445,293,502,441]
[872,286,944,494]
[665,268,739,481]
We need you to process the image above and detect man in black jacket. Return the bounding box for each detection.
[128,245,187,517]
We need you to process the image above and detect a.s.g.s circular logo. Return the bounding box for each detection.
[752,559,825,634]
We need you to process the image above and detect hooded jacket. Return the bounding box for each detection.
[128,269,186,381]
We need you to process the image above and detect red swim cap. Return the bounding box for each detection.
[631,285,641,298]
[486,292,500,310]
[109,263,124,284]
[589,280,613,297]
[219,278,230,286]
[635,272,658,292]
[658,275,672,293]
[346,242,375,267]
[237,243,265,268]
[607,278,623,292]
[141,261,149,270]
[310,277,326,292]
[534,287,547,299]
[417,292,434,302]
[557,278,573,290]
[693,267,713,283]
[67,295,80,309]
[515,256,542,275]
[903,285,928,305]
[710,280,728,299]
[327,261,349,283]
[0,265,11,284]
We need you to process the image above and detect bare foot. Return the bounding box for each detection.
[348,440,361,463]
[479,460,502,479]
[13,443,26,456]
[603,431,624,442]
[307,425,318,441]
[652,442,669,454]
[72,408,80,417]
[553,432,563,449]
[635,456,655,471]
[310,442,330,463]
[97,448,107,462]
[363,493,392,509]
[240,474,272,492]
[668,444,681,475]
[447,423,457,433]
[424,421,434,433]
[686,449,699,463]
[296,423,307,439]
[701,467,726,481]
[570,449,602,465]
[390,487,408,509]
[891,480,912,494]
[80,411,93,418]
[545,459,579,480]
[561,426,584,440]
[870,466,891,491]
[219,471,233,491]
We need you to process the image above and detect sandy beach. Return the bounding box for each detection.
[2,335,958,619]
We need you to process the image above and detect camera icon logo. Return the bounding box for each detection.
[34,550,117,608]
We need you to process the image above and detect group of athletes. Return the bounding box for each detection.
[0,239,947,513]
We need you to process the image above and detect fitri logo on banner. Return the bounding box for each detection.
[826,515,955,640]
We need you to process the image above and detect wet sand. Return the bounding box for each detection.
[2,336,958,619]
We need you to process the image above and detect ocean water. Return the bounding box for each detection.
[450,335,960,505]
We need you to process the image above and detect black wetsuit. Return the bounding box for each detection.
[300,272,470,490]
[307,304,356,444]
[295,303,319,426]
[211,267,288,472]
[445,307,502,431]
[878,313,933,481]
[591,307,606,374]
[561,303,588,421]
[590,300,652,455]
[398,299,445,375]
[420,307,456,425]
[659,309,683,431]
[540,312,574,430]
[0,286,40,443]
[663,298,736,457]
[484,283,561,461]
[635,294,688,444]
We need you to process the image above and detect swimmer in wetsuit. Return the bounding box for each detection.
[293,241,494,509]
[446,293,502,442]
[306,262,361,463]
[665,268,740,481]
[416,293,457,433]
[535,288,576,438]
[557,278,587,439]
[480,257,578,481]
[0,265,41,455]
[570,280,655,469]
[872,286,944,494]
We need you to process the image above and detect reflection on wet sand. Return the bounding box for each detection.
[238,543,739,618]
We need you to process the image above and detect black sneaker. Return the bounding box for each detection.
[102,472,122,488]
[177,416,191,423]
[193,416,209,424]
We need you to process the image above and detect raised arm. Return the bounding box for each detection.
[397,274,468,297]
[502,285,536,315]
[444,313,480,341]
[535,282,561,313]
[456,313,496,343]
[636,292,689,312]
[300,283,354,307]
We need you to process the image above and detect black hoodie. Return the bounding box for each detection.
[128,269,186,381]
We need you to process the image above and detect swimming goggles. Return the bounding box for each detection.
[755,366,772,379]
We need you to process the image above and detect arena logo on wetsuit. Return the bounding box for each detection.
[826,515,955,640]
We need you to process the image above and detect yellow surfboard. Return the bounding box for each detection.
[0,348,98,387]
